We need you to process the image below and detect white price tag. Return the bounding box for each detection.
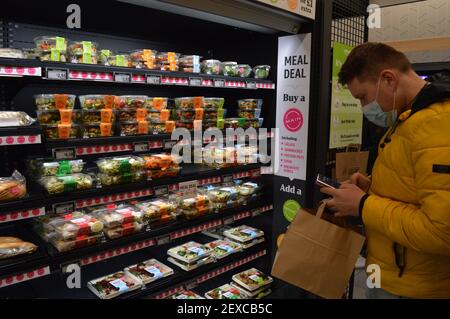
[133,142,149,152]
[189,77,202,87]
[52,147,76,160]
[214,79,225,88]
[246,81,257,89]
[114,73,131,83]
[223,216,234,225]
[178,180,198,200]
[154,185,168,196]
[222,174,233,183]
[147,75,161,85]
[53,201,75,215]
[156,235,171,246]
[47,68,68,80]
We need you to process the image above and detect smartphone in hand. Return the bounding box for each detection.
[315,174,341,189]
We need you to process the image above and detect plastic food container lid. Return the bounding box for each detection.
[202,59,221,64]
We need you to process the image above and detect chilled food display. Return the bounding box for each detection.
[99,50,131,67]
[238,108,261,119]
[83,123,113,138]
[145,97,169,111]
[237,64,252,78]
[88,271,142,299]
[156,52,180,71]
[222,61,239,77]
[0,237,37,260]
[41,124,80,139]
[0,48,25,59]
[0,171,27,203]
[119,121,148,136]
[98,170,145,186]
[253,65,270,79]
[174,97,204,109]
[224,225,264,243]
[206,240,242,259]
[170,291,204,299]
[179,55,201,73]
[34,94,76,111]
[125,259,174,285]
[134,198,178,224]
[97,156,145,174]
[68,41,98,64]
[34,36,68,62]
[130,49,157,69]
[203,97,224,110]
[205,284,248,299]
[81,109,115,125]
[232,268,273,292]
[238,99,263,110]
[201,59,221,75]
[37,110,81,125]
[79,95,117,110]
[167,241,211,264]
[0,111,35,127]
[39,173,94,194]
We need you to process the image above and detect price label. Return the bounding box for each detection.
[52,147,76,160]
[178,180,198,200]
[189,77,202,87]
[133,142,149,152]
[47,68,68,80]
[156,235,171,246]
[147,75,161,85]
[251,208,262,217]
[114,72,131,83]
[214,79,225,88]
[184,280,198,290]
[164,139,177,150]
[223,216,234,225]
[53,201,75,215]
[154,185,168,196]
[246,81,257,89]
[222,174,233,183]
[251,169,262,178]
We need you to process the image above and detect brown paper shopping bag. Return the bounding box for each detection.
[335,144,369,182]
[271,201,365,299]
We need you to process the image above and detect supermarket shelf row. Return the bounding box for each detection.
[0,58,276,90]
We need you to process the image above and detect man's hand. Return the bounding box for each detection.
[320,183,367,217]
[342,172,371,192]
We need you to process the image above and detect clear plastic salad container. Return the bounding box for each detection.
[37,109,81,125]
[79,95,118,110]
[205,284,248,299]
[201,59,221,75]
[0,48,25,59]
[203,97,224,110]
[44,212,104,241]
[88,271,142,299]
[238,182,261,197]
[221,61,238,77]
[41,124,80,139]
[96,205,144,228]
[253,65,271,79]
[238,108,261,119]
[141,154,178,170]
[243,118,264,129]
[68,41,98,64]
[232,268,273,292]
[51,233,103,252]
[0,111,35,127]
[156,52,180,64]
[81,109,115,124]
[117,95,148,109]
[167,241,211,263]
[174,97,204,109]
[34,36,68,62]
[206,240,242,259]
[149,121,167,134]
[179,55,201,73]
[98,170,146,186]
[145,97,169,111]
[147,166,180,179]
[224,225,264,243]
[238,99,263,109]
[119,121,148,136]
[117,108,137,122]
[130,49,157,62]
[237,64,252,78]
[36,159,85,176]
[99,50,131,67]
[96,156,145,174]
[40,173,94,194]
[34,94,76,111]
[82,123,113,138]
[203,108,225,120]
[223,118,245,129]
[125,259,174,285]
[176,108,204,121]
[104,221,144,239]
[135,199,178,224]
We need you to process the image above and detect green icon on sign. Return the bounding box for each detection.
[283,199,301,222]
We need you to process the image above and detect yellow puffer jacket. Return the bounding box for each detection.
[362,92,450,298]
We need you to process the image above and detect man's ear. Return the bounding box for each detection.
[380,69,398,90]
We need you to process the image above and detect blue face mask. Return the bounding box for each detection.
[363,77,397,127]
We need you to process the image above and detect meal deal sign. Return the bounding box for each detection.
[257,0,316,20]
[275,33,311,181]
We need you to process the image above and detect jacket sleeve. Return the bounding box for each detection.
[362,111,450,256]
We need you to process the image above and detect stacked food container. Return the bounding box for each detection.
[167,241,214,271]
[96,156,146,186]
[145,97,173,134]
[68,41,98,64]
[116,95,149,136]
[95,204,145,240]
[79,95,117,138]
[174,96,205,131]
[134,198,179,225]
[230,268,273,299]
[223,225,265,249]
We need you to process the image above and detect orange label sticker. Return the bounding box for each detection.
[138,121,148,134]
[143,50,153,60]
[153,98,164,111]
[195,108,204,120]
[100,123,112,136]
[197,196,205,208]
[197,206,206,216]
[136,108,148,121]
[59,109,73,124]
[193,97,204,109]
[104,95,115,109]
[57,124,71,139]
[160,109,170,122]
[101,109,113,123]
[54,94,69,110]
[169,62,177,71]
[168,52,176,63]
[165,121,175,133]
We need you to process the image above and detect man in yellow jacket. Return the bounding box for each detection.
[321,43,450,299]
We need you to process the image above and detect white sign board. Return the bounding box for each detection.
[274,33,311,181]
[257,0,316,20]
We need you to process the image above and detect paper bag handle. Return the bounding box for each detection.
[315,200,328,219]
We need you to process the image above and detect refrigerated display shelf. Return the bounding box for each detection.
[0,58,275,90]
[0,125,42,146]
